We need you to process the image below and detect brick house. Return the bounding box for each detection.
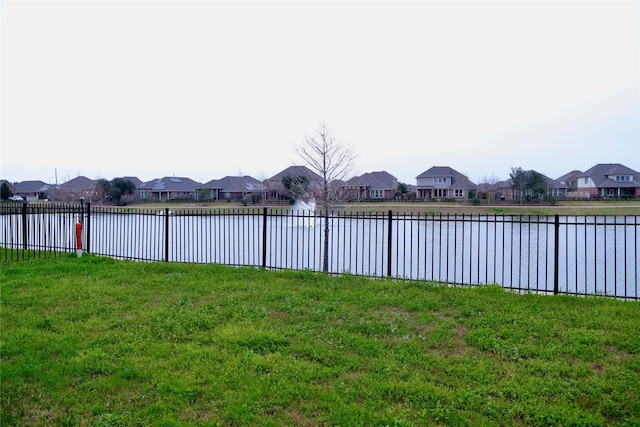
[264,166,322,201]
[416,166,476,200]
[343,171,398,201]
[576,163,640,198]
[138,177,202,201]
[11,180,49,201]
[200,176,265,201]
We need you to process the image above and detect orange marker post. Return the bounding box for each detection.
[76,220,83,257]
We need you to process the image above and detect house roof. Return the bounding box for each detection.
[578,163,640,188]
[13,180,49,193]
[345,171,398,190]
[556,170,582,184]
[268,165,322,182]
[266,165,324,192]
[417,166,456,178]
[202,176,263,193]
[59,176,95,192]
[416,166,476,189]
[0,180,17,192]
[140,177,202,192]
[120,177,143,188]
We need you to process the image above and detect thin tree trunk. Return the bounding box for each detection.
[323,210,329,272]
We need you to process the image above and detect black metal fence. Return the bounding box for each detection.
[1,202,638,299]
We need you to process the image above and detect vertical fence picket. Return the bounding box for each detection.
[387,210,392,277]
[553,214,560,295]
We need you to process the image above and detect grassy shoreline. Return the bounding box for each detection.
[2,255,639,425]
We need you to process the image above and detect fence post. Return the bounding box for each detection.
[21,202,27,250]
[553,214,560,294]
[387,210,393,277]
[164,208,169,262]
[85,202,91,253]
[262,207,267,268]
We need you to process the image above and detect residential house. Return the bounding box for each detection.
[264,166,322,201]
[416,166,476,200]
[200,176,264,201]
[0,180,18,199]
[495,170,565,200]
[57,176,96,202]
[475,180,501,200]
[138,177,202,201]
[556,170,581,191]
[402,184,417,199]
[556,170,586,198]
[576,163,640,198]
[343,171,398,201]
[11,180,51,201]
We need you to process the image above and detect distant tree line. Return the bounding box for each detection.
[94,178,137,205]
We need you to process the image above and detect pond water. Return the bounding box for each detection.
[80,212,638,298]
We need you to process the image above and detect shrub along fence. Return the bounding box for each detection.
[1,202,638,299]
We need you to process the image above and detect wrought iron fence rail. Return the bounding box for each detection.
[1,203,638,300]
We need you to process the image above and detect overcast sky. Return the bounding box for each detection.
[2,0,639,186]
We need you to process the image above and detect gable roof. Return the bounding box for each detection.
[266,165,324,193]
[268,165,322,182]
[556,170,582,184]
[140,177,202,192]
[345,171,397,190]
[120,176,143,188]
[59,176,95,192]
[578,163,640,187]
[13,180,49,193]
[202,176,263,192]
[0,180,17,193]
[416,166,476,188]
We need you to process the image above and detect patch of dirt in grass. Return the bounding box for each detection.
[590,362,605,375]
[453,324,468,338]
[287,408,317,427]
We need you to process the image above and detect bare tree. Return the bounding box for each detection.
[297,122,356,272]
[479,173,500,203]
[256,171,269,205]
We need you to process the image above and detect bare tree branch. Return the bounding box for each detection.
[296,122,356,272]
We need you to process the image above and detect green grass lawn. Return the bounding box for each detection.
[2,255,639,426]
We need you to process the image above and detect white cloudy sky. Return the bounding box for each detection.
[2,0,639,185]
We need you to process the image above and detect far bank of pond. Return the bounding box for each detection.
[126,200,640,216]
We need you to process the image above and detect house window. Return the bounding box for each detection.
[369,189,384,198]
[434,177,447,184]
[454,189,463,198]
